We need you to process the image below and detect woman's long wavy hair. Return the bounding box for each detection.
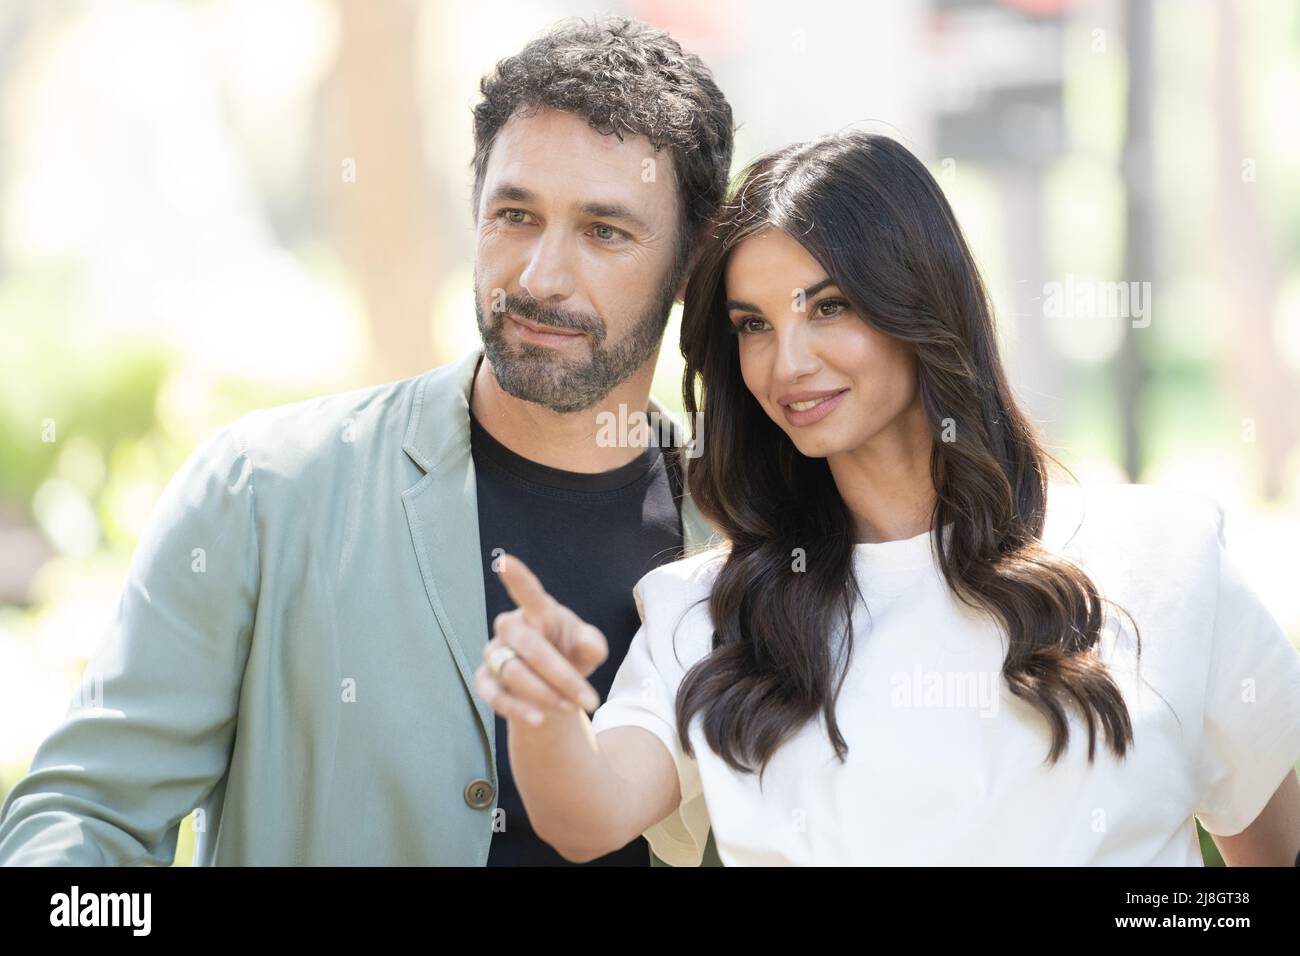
[676,131,1143,778]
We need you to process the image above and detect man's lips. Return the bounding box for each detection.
[507,313,584,337]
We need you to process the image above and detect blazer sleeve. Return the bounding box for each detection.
[590,567,712,867]
[0,422,260,865]
[1191,504,1300,838]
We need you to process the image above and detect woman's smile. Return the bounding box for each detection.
[780,387,850,426]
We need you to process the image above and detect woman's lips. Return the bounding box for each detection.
[781,388,849,427]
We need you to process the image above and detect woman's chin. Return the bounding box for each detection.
[786,432,849,459]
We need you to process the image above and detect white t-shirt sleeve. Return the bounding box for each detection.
[1192,506,1300,837]
[590,566,712,867]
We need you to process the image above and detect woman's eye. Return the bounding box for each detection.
[816,298,849,317]
[735,317,766,334]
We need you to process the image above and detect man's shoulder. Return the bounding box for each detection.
[216,353,476,485]
[230,375,419,463]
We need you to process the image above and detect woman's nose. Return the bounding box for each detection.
[772,324,821,382]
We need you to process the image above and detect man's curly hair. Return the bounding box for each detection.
[471,16,735,271]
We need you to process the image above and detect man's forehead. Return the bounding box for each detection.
[494,106,655,160]
[482,108,674,213]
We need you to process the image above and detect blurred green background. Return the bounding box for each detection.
[1,0,1297,866]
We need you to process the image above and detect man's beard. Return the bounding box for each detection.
[473,260,683,414]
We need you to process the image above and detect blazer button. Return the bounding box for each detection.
[464,778,495,809]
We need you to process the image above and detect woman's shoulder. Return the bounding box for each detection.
[636,544,729,597]
[1044,481,1225,560]
[630,546,728,649]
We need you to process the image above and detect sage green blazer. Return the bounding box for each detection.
[0,346,724,866]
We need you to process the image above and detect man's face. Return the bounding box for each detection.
[474,107,685,413]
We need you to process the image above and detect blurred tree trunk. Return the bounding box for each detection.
[1118,0,1153,483]
[1213,0,1297,501]
[0,2,38,281]
[319,0,445,384]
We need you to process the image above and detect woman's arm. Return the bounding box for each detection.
[506,716,680,862]
[1210,768,1300,866]
[474,554,680,862]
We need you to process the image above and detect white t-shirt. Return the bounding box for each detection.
[590,483,1300,865]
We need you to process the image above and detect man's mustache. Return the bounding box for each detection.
[499,294,605,342]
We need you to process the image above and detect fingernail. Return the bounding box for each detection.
[527,710,544,726]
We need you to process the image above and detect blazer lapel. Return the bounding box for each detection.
[401,348,496,754]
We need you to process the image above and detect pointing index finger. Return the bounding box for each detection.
[498,553,558,626]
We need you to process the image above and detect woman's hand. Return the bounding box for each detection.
[475,553,609,727]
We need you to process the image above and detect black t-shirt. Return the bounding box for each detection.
[471,404,686,866]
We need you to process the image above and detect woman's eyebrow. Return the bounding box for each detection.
[725,277,837,313]
[800,278,835,298]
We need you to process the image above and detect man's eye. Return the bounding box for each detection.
[498,209,530,225]
[591,224,623,243]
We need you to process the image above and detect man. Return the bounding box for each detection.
[0,16,732,866]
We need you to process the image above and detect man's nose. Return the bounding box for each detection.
[519,230,576,302]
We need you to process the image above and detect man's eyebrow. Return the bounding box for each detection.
[725,278,837,313]
[485,183,534,205]
[577,201,651,234]
[484,183,652,234]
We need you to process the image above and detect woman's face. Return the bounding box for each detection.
[724,228,922,460]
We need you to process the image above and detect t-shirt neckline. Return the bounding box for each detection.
[468,405,664,493]
[852,523,952,572]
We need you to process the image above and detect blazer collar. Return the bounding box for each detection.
[401,346,482,476]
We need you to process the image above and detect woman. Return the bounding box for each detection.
[474,131,1300,865]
